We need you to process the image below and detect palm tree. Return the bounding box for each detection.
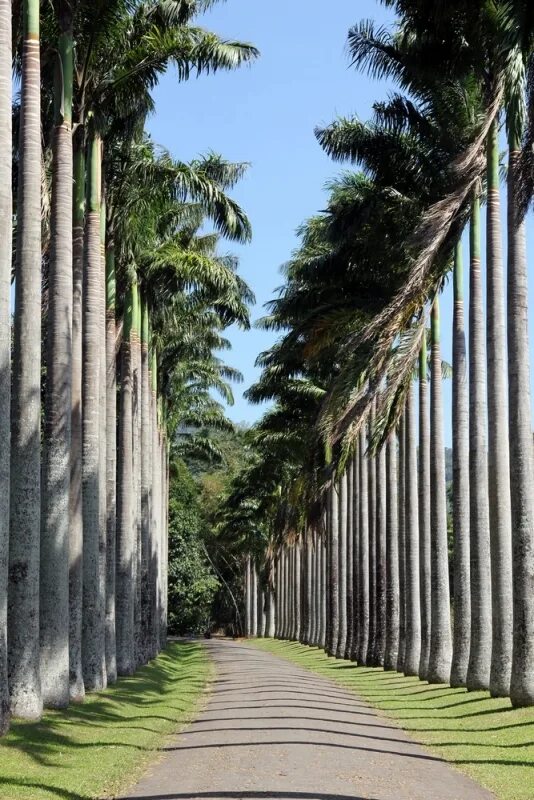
[132,283,142,663]
[140,298,151,663]
[404,381,421,676]
[397,411,406,673]
[82,131,106,691]
[418,336,431,681]
[9,0,43,720]
[0,0,11,736]
[367,411,377,665]
[336,471,348,658]
[69,127,85,703]
[350,448,360,661]
[345,457,354,658]
[375,440,386,666]
[327,483,339,656]
[357,426,369,665]
[105,234,117,683]
[40,0,74,709]
[428,297,452,684]
[384,431,399,671]
[451,240,470,688]
[467,195,492,691]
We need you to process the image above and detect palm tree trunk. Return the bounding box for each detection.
[40,7,73,709]
[368,413,377,665]
[327,483,339,655]
[245,556,251,636]
[375,441,387,667]
[131,284,142,663]
[82,132,106,692]
[149,354,158,658]
[69,130,85,703]
[384,431,399,671]
[397,411,406,673]
[105,236,117,683]
[319,532,327,650]
[467,196,492,691]
[294,544,301,641]
[0,0,11,736]
[508,130,534,707]
[267,582,275,638]
[345,457,354,659]
[140,298,151,664]
[487,121,513,697]
[451,240,471,688]
[251,562,258,637]
[418,337,431,681]
[336,472,348,657]
[357,426,369,665]
[428,297,453,684]
[310,531,318,646]
[98,193,107,686]
[404,382,421,676]
[116,288,135,675]
[9,0,42,719]
[304,531,312,644]
[350,448,360,661]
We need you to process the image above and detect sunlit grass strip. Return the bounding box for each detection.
[0,641,211,800]
[253,639,534,800]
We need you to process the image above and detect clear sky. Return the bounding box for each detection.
[147,0,534,446]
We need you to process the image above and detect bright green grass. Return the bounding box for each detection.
[252,639,534,800]
[0,641,211,800]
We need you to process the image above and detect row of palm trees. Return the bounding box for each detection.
[0,0,257,735]
[233,0,534,708]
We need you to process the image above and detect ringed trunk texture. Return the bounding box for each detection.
[82,134,106,692]
[397,412,406,673]
[467,197,492,692]
[404,383,421,676]
[40,13,73,709]
[428,298,452,684]
[508,137,534,707]
[357,426,369,665]
[487,122,513,697]
[105,240,117,683]
[350,448,360,661]
[451,240,471,688]
[69,133,85,703]
[9,0,43,720]
[367,413,377,665]
[0,0,11,735]
[375,442,386,667]
[345,457,354,659]
[140,300,151,664]
[116,292,135,675]
[131,287,142,663]
[336,471,347,658]
[384,432,399,671]
[327,484,340,656]
[418,338,431,681]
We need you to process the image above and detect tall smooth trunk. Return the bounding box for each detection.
[294,544,301,641]
[508,132,534,707]
[140,300,151,663]
[357,426,369,664]
[467,197,492,691]
[0,0,11,735]
[69,132,85,703]
[345,458,354,659]
[131,285,142,663]
[428,297,452,683]
[367,414,377,664]
[116,288,135,674]
[319,533,327,650]
[375,442,386,666]
[451,240,471,688]
[304,532,312,644]
[148,358,158,657]
[350,448,360,661]
[105,238,117,682]
[327,483,339,655]
[40,11,73,708]
[397,412,406,673]
[97,193,107,687]
[487,122,513,697]
[9,0,42,719]
[418,337,431,680]
[384,432,399,671]
[82,133,106,691]
[336,472,348,657]
[404,383,421,676]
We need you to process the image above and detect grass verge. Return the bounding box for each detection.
[252,638,534,800]
[0,641,211,800]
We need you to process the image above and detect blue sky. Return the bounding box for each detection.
[147,0,534,446]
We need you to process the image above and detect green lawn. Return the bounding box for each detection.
[0,641,211,800]
[253,639,534,800]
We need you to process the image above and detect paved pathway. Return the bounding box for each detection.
[121,639,493,800]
